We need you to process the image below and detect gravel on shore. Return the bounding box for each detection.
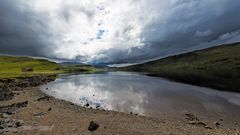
[0,76,240,135]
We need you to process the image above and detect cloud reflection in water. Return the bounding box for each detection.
[41,72,240,118]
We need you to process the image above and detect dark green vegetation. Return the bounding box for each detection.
[0,56,97,79]
[61,64,96,73]
[120,42,240,92]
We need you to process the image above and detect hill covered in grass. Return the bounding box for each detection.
[0,56,100,79]
[120,42,240,92]
[0,56,64,78]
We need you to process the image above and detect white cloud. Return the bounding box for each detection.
[1,0,240,64]
[25,0,152,62]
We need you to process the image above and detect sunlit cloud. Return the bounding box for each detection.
[0,0,240,64]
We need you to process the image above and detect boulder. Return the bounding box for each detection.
[88,121,99,132]
[214,122,220,127]
[21,67,33,72]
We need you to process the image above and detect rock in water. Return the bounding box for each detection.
[88,121,99,131]
[85,103,90,107]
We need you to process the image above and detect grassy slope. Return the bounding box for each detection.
[120,42,240,92]
[0,56,99,79]
[0,56,63,79]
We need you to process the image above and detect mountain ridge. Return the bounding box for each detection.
[120,42,240,92]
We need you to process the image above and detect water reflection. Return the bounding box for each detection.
[41,72,240,118]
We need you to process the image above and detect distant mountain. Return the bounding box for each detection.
[60,62,83,66]
[120,42,240,92]
[60,62,109,68]
[91,63,109,68]
[60,62,95,67]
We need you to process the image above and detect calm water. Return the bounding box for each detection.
[41,72,240,119]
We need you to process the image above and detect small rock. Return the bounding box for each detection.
[96,104,100,108]
[48,107,52,111]
[197,121,206,126]
[36,96,49,102]
[189,121,196,125]
[34,112,46,117]
[13,101,28,108]
[15,120,24,128]
[21,67,33,72]
[14,92,20,95]
[185,113,199,121]
[85,103,90,107]
[88,121,99,132]
[205,126,212,130]
[214,122,220,126]
[130,112,133,115]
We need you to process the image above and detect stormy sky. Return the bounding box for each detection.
[0,0,240,65]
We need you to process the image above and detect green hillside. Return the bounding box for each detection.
[120,42,240,92]
[0,56,63,79]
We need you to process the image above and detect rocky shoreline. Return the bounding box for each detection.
[0,75,56,101]
[0,75,240,134]
[0,75,56,134]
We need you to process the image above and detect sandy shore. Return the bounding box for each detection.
[0,85,239,135]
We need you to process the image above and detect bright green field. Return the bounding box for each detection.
[0,56,99,79]
[120,42,240,92]
[0,56,63,79]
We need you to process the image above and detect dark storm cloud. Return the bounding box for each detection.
[0,0,54,57]
[138,0,240,62]
[72,0,240,65]
[0,0,240,65]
